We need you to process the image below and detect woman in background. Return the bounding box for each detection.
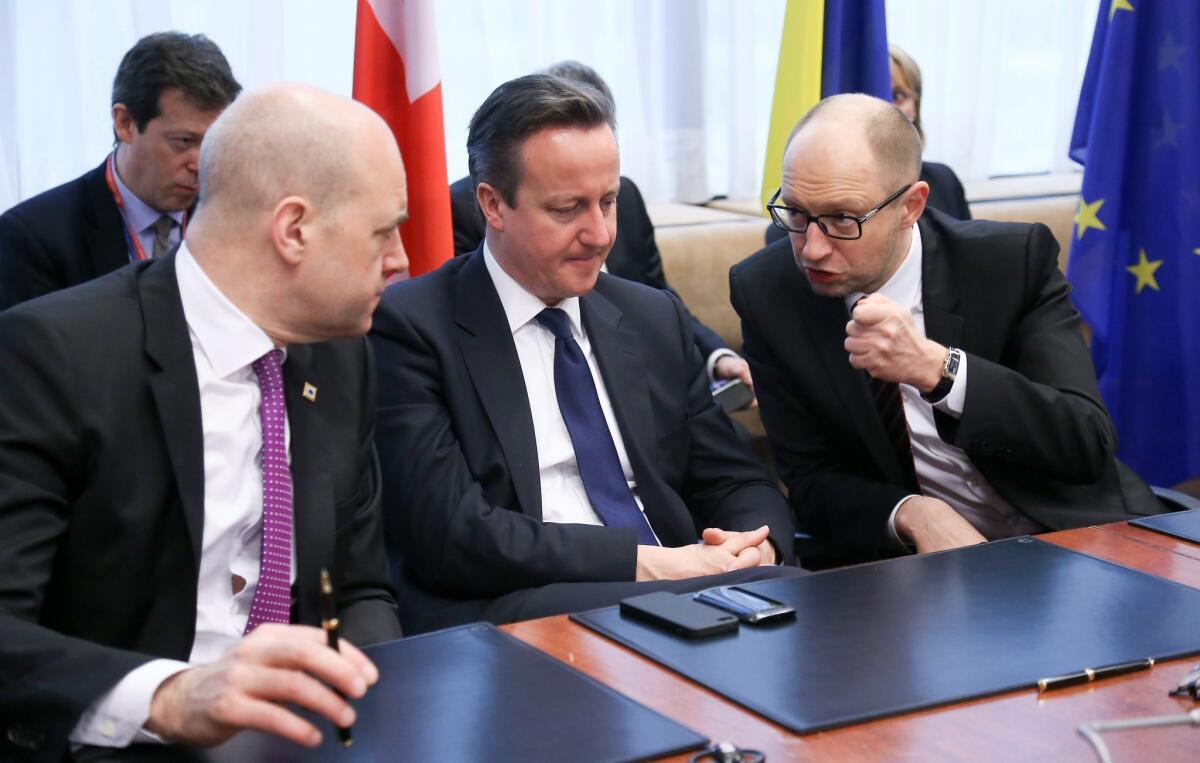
[889,44,972,220]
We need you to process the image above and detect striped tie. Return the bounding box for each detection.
[867,375,920,493]
[245,349,294,633]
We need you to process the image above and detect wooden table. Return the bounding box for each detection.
[503,525,1200,762]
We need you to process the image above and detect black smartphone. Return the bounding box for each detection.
[711,378,754,413]
[692,585,796,624]
[619,591,739,638]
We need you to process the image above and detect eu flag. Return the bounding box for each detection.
[820,0,891,99]
[1068,0,1200,486]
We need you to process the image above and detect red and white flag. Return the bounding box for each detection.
[353,0,452,277]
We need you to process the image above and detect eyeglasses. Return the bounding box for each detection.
[766,184,912,240]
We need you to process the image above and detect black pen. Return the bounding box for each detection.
[1037,658,1155,693]
[320,568,354,748]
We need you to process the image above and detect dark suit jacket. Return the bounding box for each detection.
[370,249,794,631]
[765,161,972,246]
[0,161,132,310]
[920,161,971,221]
[448,174,728,359]
[732,209,1161,560]
[0,256,401,762]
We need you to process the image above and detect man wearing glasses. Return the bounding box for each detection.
[730,93,1160,562]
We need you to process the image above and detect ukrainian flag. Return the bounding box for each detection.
[761,0,891,206]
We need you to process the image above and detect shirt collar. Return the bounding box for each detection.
[844,222,924,312]
[175,242,282,379]
[483,242,584,338]
[112,156,185,233]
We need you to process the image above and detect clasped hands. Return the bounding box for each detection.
[635,525,775,581]
[146,623,377,748]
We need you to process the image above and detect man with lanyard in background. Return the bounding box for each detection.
[0,31,240,310]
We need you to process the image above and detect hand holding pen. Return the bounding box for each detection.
[322,568,357,748]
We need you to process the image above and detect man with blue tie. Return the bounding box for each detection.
[0,32,240,310]
[371,74,799,634]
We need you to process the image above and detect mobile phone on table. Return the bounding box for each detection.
[692,585,796,624]
[619,591,739,638]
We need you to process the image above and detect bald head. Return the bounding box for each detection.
[785,93,921,192]
[185,83,409,345]
[196,83,399,221]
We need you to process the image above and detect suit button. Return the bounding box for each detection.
[6,723,45,751]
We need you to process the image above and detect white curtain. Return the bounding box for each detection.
[887,0,1096,180]
[0,0,1097,213]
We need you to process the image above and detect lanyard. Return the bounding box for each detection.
[104,152,188,262]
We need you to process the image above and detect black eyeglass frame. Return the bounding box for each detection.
[766,184,913,240]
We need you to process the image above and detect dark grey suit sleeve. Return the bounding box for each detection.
[0,309,152,762]
[936,223,1116,483]
[0,209,62,311]
[370,302,639,598]
[335,338,403,645]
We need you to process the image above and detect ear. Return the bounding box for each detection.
[900,180,929,227]
[112,103,137,144]
[270,196,312,266]
[475,182,508,233]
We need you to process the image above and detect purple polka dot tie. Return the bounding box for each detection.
[245,349,294,633]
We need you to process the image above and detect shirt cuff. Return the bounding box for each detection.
[885,494,923,552]
[705,348,738,384]
[932,353,967,418]
[69,658,191,747]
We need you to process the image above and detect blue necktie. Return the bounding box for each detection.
[536,308,658,545]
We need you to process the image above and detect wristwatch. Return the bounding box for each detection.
[921,346,961,403]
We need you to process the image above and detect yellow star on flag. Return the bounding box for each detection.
[1126,249,1163,294]
[1074,197,1107,240]
[1110,0,1133,21]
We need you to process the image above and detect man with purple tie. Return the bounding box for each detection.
[0,84,407,760]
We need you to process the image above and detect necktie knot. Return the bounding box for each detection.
[252,349,284,388]
[535,308,574,340]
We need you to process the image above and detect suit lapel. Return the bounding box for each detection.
[83,161,135,277]
[582,285,694,543]
[799,288,905,480]
[139,254,206,570]
[919,220,964,349]
[282,344,332,615]
[454,252,543,517]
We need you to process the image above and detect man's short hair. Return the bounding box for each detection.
[466,74,616,207]
[111,31,241,133]
[539,61,614,107]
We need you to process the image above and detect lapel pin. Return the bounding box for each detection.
[302,382,318,403]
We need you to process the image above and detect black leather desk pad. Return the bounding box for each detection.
[1131,509,1200,544]
[571,537,1200,734]
[204,623,707,762]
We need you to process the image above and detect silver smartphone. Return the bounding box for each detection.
[692,585,796,624]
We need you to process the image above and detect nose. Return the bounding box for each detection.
[384,230,409,278]
[185,146,201,175]
[578,203,613,249]
[799,219,832,263]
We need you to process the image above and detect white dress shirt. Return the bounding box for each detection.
[846,224,1041,546]
[71,242,296,746]
[484,244,658,537]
